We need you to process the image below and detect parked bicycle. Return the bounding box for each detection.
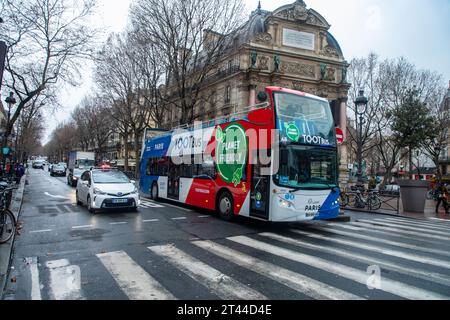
[0,187,17,244]
[339,188,382,211]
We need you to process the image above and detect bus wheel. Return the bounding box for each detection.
[151,183,159,201]
[217,192,234,221]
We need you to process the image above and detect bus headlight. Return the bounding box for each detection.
[279,199,292,208]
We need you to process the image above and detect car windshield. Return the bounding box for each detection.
[54,166,64,170]
[92,170,130,184]
[275,145,338,189]
[73,169,83,176]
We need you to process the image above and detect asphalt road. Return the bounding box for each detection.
[2,168,450,300]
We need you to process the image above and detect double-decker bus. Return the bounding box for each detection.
[139,87,340,222]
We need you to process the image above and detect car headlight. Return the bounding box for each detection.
[93,188,106,195]
[132,187,138,194]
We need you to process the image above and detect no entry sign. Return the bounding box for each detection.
[336,127,344,145]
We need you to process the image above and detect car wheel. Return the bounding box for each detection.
[217,191,234,221]
[87,196,96,214]
[151,183,159,201]
[130,207,138,212]
[76,191,82,206]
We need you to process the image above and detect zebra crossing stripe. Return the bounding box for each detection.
[351,221,450,241]
[96,251,175,300]
[140,201,164,208]
[26,257,42,300]
[315,225,450,258]
[46,259,84,300]
[261,232,450,288]
[328,223,444,246]
[148,244,267,300]
[193,240,363,300]
[228,236,449,300]
[381,217,450,231]
[291,229,450,270]
[428,217,450,223]
[358,219,450,237]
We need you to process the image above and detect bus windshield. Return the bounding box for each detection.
[275,146,338,189]
[274,92,335,146]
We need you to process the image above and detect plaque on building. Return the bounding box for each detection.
[282,28,315,51]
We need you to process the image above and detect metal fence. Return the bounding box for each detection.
[341,188,400,215]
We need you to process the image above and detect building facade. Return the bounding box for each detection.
[439,81,450,176]
[163,0,351,185]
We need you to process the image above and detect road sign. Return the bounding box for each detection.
[336,127,344,145]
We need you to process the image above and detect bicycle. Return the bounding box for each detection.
[0,187,17,244]
[354,189,382,211]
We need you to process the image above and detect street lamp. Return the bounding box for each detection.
[355,89,368,184]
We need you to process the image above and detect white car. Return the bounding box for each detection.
[76,168,140,213]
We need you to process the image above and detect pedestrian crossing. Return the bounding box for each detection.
[139,199,165,208]
[16,216,450,300]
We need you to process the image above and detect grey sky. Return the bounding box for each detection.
[45,0,450,143]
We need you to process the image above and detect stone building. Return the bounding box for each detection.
[163,0,351,184]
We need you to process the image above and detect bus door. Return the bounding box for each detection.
[168,160,180,200]
[250,158,270,220]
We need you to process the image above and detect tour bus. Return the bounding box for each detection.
[139,87,340,222]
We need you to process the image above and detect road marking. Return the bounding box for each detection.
[291,229,450,270]
[260,232,450,288]
[193,240,363,300]
[71,225,93,229]
[143,219,159,223]
[29,229,52,234]
[328,223,444,246]
[428,217,450,223]
[228,236,449,300]
[172,217,187,220]
[162,202,193,212]
[351,221,450,241]
[25,257,41,300]
[109,222,128,225]
[46,259,84,300]
[148,244,267,300]
[198,215,210,218]
[315,224,450,258]
[140,201,165,208]
[97,251,175,300]
[381,217,450,231]
[358,219,450,237]
[44,192,69,200]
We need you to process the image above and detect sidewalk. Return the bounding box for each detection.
[344,198,450,221]
[0,175,26,298]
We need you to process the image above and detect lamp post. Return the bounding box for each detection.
[355,89,368,184]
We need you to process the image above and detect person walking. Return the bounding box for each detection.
[435,183,449,214]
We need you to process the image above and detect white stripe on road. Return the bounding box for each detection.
[71,225,93,230]
[328,223,444,246]
[193,240,363,300]
[97,251,175,300]
[358,219,450,237]
[143,219,159,223]
[109,222,128,225]
[29,229,52,234]
[162,202,193,212]
[291,229,450,270]
[428,217,450,223]
[381,217,450,231]
[140,202,165,208]
[260,232,450,288]
[46,259,84,300]
[25,257,41,300]
[351,221,450,241]
[172,217,187,221]
[148,244,267,300]
[198,215,210,218]
[316,225,450,258]
[228,236,449,300]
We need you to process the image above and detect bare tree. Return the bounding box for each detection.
[0,0,98,148]
[130,0,246,125]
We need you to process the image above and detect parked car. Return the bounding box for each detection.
[380,184,400,196]
[58,162,67,170]
[50,165,66,177]
[67,168,84,187]
[76,168,140,214]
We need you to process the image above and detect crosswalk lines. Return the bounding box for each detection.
[139,200,165,208]
[357,219,450,237]
[20,217,450,300]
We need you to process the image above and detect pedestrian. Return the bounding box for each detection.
[435,183,449,214]
[368,176,377,190]
[14,163,25,184]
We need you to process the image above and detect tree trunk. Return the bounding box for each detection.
[408,147,413,179]
[123,131,129,171]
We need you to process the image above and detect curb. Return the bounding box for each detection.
[0,175,26,299]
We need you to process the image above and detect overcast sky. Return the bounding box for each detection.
[46,0,450,143]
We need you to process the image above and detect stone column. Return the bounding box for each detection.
[248,84,257,106]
